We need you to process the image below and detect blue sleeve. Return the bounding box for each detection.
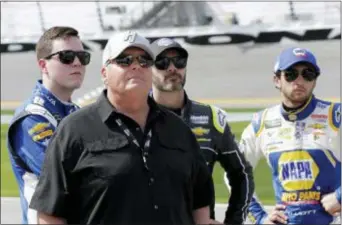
[12,115,56,176]
[248,195,268,224]
[331,103,341,204]
[336,187,341,204]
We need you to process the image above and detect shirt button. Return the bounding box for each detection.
[154,205,158,210]
[149,177,154,186]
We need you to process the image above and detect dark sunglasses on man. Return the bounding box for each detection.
[155,56,187,70]
[282,68,319,82]
[106,54,154,68]
[45,50,91,66]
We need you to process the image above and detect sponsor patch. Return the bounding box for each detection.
[266,140,283,147]
[278,151,319,191]
[192,127,210,136]
[287,209,317,216]
[311,114,328,120]
[190,115,209,125]
[278,127,292,139]
[197,138,211,142]
[295,122,305,140]
[32,129,54,142]
[312,130,326,141]
[217,110,226,127]
[335,104,341,124]
[33,96,45,106]
[292,48,307,57]
[46,95,56,105]
[264,119,282,129]
[281,191,321,202]
[308,123,326,130]
[316,102,328,109]
[28,123,50,135]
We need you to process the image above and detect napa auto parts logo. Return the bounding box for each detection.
[1,26,340,53]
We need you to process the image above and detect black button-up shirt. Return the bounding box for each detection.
[30,90,214,225]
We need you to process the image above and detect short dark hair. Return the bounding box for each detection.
[35,26,80,60]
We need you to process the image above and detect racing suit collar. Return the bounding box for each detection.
[181,91,191,117]
[150,90,190,118]
[280,95,317,121]
[33,80,79,113]
[166,91,190,117]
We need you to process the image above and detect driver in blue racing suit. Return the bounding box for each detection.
[238,47,340,224]
[7,80,80,223]
[6,26,90,224]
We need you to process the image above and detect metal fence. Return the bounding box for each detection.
[0,1,162,42]
[1,1,340,42]
[207,1,340,26]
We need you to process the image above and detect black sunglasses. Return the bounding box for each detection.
[155,56,187,70]
[45,50,91,66]
[107,55,153,68]
[283,68,318,82]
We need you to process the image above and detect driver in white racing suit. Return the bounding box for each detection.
[229,47,341,224]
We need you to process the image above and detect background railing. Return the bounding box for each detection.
[1,1,164,42]
[1,1,340,43]
[207,1,340,26]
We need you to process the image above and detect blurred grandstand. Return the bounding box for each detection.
[1,1,210,42]
[1,1,340,108]
[208,2,340,26]
[1,1,340,43]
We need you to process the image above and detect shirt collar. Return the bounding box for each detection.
[97,89,164,123]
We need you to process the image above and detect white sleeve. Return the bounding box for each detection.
[239,123,263,169]
[239,121,269,224]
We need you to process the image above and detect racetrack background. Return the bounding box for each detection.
[1,40,340,109]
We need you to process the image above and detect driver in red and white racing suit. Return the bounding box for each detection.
[238,47,341,224]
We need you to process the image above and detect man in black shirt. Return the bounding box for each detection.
[29,31,214,225]
[150,38,255,224]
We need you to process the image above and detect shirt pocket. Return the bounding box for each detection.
[158,142,192,183]
[153,144,192,208]
[83,133,133,179]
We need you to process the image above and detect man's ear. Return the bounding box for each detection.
[101,66,108,85]
[38,59,48,74]
[273,74,281,89]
